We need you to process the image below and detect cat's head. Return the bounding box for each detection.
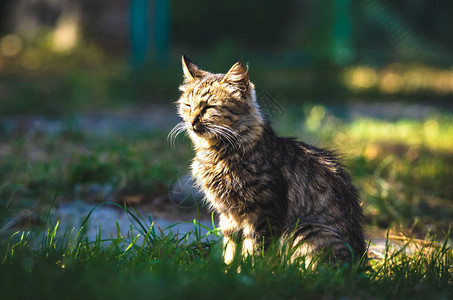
[177,55,264,147]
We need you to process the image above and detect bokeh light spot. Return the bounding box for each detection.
[306,105,326,131]
[379,71,403,94]
[52,14,79,53]
[423,119,439,135]
[344,66,378,90]
[0,34,23,57]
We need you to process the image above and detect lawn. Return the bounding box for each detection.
[0,98,452,298]
[0,208,451,299]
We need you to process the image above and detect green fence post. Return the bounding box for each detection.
[332,0,355,65]
[130,0,150,68]
[153,0,170,63]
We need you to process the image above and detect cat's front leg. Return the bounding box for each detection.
[241,223,256,259]
[219,213,239,264]
[223,236,236,265]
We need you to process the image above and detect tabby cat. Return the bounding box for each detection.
[173,55,366,265]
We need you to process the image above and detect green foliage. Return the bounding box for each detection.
[171,0,292,49]
[0,104,452,298]
[68,155,117,185]
[1,106,452,236]
[0,126,194,231]
[0,208,451,299]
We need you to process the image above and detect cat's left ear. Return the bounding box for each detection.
[221,61,249,93]
[182,54,208,81]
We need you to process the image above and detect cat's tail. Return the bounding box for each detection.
[288,223,365,265]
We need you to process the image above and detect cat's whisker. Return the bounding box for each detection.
[211,124,251,157]
[207,126,232,148]
[168,122,184,141]
[168,122,187,148]
[226,127,251,151]
[216,127,238,147]
[209,124,242,151]
[225,130,248,156]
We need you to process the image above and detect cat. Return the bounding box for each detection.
[172,55,366,265]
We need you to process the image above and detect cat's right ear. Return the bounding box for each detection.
[182,55,207,81]
[221,61,249,93]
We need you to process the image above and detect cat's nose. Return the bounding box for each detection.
[190,115,203,132]
[191,115,200,126]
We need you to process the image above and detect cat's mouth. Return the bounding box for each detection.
[192,124,206,134]
[189,122,214,138]
[190,121,206,133]
[189,122,238,143]
[192,123,230,142]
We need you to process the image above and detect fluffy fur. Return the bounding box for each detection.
[172,55,366,265]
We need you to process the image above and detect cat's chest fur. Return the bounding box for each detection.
[190,127,289,223]
[191,148,258,212]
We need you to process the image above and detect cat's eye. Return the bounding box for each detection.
[200,105,215,114]
[182,103,191,109]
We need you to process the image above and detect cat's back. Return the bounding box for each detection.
[276,135,352,189]
[276,135,365,253]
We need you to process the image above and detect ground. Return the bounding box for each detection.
[0,101,452,299]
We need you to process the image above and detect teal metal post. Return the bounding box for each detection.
[153,0,170,62]
[130,0,150,67]
[332,0,355,65]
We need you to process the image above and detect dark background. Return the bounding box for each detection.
[1,0,453,115]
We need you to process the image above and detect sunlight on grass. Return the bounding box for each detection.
[1,110,452,236]
[0,106,452,298]
[285,109,453,234]
[0,213,451,299]
[341,117,453,153]
[344,64,453,95]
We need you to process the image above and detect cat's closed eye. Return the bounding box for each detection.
[203,105,216,112]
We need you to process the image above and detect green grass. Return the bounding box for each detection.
[0,125,194,228]
[274,107,453,237]
[2,42,453,298]
[0,103,452,298]
[1,107,452,233]
[0,207,451,299]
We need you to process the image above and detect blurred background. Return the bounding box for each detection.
[0,0,452,240]
[1,0,453,111]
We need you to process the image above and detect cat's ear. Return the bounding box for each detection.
[221,61,249,92]
[182,54,207,81]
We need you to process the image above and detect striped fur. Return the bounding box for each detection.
[174,55,366,265]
